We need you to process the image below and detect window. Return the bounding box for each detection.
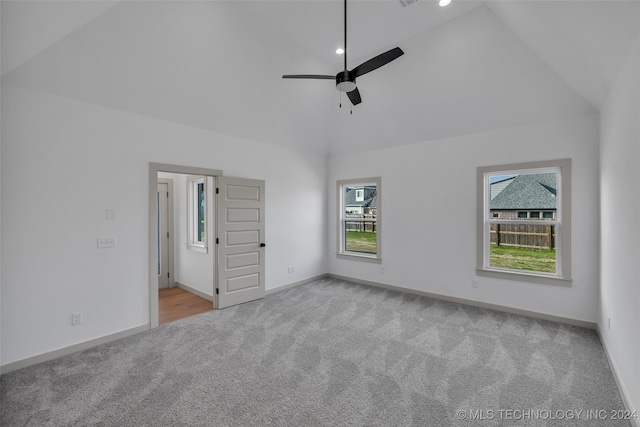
[187,176,207,253]
[477,159,571,285]
[337,178,381,262]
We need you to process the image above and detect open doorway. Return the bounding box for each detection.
[149,164,222,328]
[149,163,267,329]
[157,171,215,325]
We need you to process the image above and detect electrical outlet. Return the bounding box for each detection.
[72,312,82,325]
[380,265,385,273]
[97,237,116,248]
[292,265,296,273]
[472,280,478,288]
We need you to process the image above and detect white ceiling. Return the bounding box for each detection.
[2,0,640,156]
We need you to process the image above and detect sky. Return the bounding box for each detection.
[489,174,518,184]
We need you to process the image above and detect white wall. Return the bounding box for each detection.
[328,113,600,323]
[0,85,327,366]
[600,34,640,417]
[0,3,3,364]
[158,172,215,298]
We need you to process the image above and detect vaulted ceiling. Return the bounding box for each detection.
[3,1,640,156]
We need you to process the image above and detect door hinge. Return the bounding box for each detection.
[216,237,219,244]
[167,232,169,238]
[216,288,219,295]
[167,272,170,278]
[216,187,219,194]
[167,191,169,198]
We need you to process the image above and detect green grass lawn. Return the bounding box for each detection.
[490,245,556,273]
[345,231,377,254]
[345,232,553,272]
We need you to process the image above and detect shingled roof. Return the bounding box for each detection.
[490,173,556,210]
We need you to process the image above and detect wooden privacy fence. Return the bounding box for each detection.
[490,223,555,249]
[345,214,377,233]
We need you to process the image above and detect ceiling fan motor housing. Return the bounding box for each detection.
[336,70,357,92]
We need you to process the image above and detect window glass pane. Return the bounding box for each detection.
[488,170,558,274]
[187,176,207,252]
[197,182,205,242]
[344,184,377,255]
[489,243,556,274]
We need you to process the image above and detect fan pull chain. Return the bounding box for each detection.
[339,92,342,108]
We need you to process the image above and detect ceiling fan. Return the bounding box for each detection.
[282,0,404,106]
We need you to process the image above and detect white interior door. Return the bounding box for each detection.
[157,182,170,289]
[217,177,265,309]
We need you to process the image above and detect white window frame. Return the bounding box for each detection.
[476,159,572,286]
[337,177,382,263]
[187,175,207,253]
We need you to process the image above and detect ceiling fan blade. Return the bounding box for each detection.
[351,47,404,78]
[347,87,362,105]
[282,74,335,80]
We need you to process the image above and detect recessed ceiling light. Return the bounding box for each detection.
[439,0,451,6]
[336,48,345,55]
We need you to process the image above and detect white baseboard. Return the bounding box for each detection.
[266,274,329,296]
[0,324,150,375]
[174,282,214,302]
[596,326,639,427]
[328,273,597,329]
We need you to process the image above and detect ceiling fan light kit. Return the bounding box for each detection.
[283,0,405,107]
[336,71,356,92]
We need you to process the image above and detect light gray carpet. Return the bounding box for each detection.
[0,278,630,426]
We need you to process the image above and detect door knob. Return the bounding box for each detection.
[260,243,266,247]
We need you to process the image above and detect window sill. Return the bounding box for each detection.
[187,244,208,254]
[337,253,382,264]
[476,268,572,287]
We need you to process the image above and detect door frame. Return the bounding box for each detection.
[157,178,174,289]
[149,163,223,329]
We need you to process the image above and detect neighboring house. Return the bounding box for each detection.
[345,186,377,215]
[490,176,516,200]
[490,173,557,219]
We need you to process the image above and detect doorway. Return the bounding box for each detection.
[157,171,215,324]
[148,163,266,329]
